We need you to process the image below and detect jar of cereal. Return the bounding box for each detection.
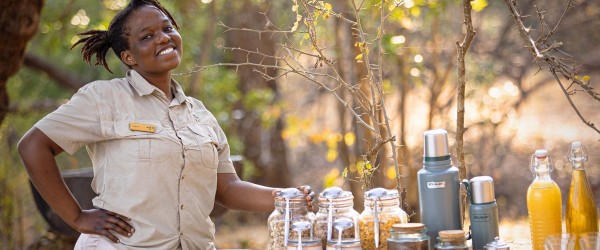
[268,188,316,250]
[358,188,408,250]
[315,187,360,247]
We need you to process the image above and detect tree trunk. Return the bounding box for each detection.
[223,0,292,188]
[0,0,44,124]
[332,0,365,210]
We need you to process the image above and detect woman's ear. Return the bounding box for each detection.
[121,50,136,66]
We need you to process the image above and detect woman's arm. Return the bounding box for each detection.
[18,127,134,243]
[215,173,314,212]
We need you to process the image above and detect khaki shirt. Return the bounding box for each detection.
[35,70,236,249]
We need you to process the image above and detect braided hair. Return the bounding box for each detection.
[71,0,179,73]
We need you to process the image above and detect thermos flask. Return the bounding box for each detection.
[418,129,463,249]
[469,176,500,250]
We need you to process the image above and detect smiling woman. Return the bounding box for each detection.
[17,0,314,249]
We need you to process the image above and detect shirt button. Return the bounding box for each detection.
[181,175,185,180]
[180,204,184,210]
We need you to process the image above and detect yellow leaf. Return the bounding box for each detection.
[326,149,338,162]
[410,7,421,17]
[364,161,372,170]
[292,4,299,12]
[344,132,356,146]
[386,167,397,180]
[290,14,302,32]
[355,53,363,61]
[323,168,340,188]
[470,0,488,12]
[357,161,364,175]
[342,167,348,178]
[582,75,591,81]
[325,3,332,10]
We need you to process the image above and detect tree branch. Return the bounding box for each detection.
[23,53,84,91]
[456,0,476,181]
[503,0,600,135]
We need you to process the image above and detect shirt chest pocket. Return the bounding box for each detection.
[113,122,170,164]
[186,123,219,169]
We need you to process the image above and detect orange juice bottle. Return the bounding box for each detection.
[566,141,598,250]
[527,149,562,250]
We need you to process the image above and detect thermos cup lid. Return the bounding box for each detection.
[423,129,450,159]
[470,176,495,204]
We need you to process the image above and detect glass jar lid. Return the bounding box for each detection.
[318,191,354,204]
[439,230,465,239]
[363,188,398,201]
[275,187,308,202]
[392,223,426,233]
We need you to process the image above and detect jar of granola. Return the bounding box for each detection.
[358,188,408,250]
[268,188,316,250]
[315,187,360,247]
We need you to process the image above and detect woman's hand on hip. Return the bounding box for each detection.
[74,208,135,243]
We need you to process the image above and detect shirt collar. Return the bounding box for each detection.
[126,70,187,104]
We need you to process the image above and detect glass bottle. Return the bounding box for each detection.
[433,230,470,250]
[269,188,316,250]
[387,223,430,250]
[526,149,562,250]
[315,188,360,247]
[358,188,408,250]
[566,141,599,250]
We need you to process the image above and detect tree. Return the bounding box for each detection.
[0,0,44,124]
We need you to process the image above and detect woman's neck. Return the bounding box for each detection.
[137,71,174,100]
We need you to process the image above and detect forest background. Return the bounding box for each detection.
[1,0,599,249]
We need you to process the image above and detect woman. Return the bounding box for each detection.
[18,1,313,249]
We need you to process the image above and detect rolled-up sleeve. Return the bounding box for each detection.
[34,84,103,155]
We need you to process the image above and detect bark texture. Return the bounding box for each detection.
[0,0,44,124]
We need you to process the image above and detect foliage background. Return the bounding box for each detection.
[1,0,599,248]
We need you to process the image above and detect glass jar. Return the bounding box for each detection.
[433,230,471,250]
[388,223,430,250]
[268,189,316,250]
[358,188,409,250]
[326,239,363,250]
[287,238,323,250]
[315,190,360,246]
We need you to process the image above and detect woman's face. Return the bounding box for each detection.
[120,5,182,76]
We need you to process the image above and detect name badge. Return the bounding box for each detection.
[129,123,156,133]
